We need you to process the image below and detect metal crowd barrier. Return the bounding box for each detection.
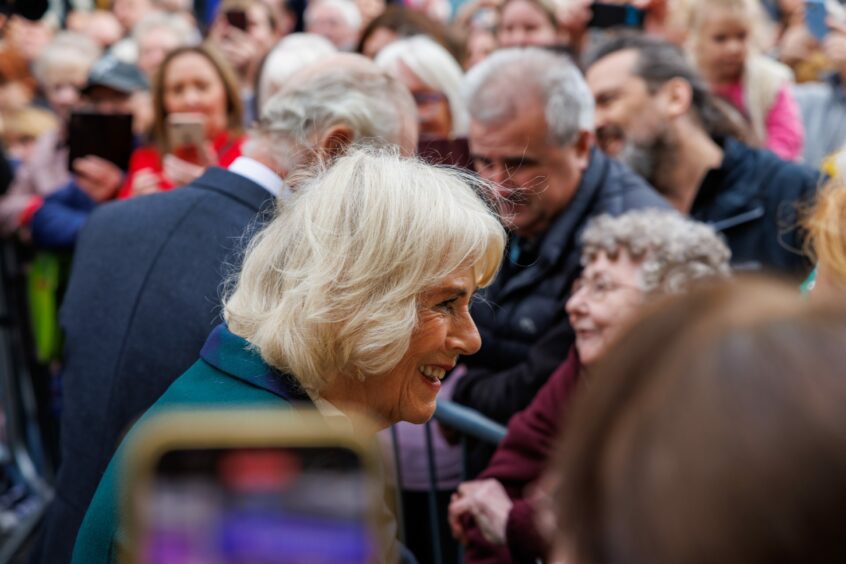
[410,399,507,564]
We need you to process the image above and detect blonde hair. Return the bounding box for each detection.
[684,0,772,53]
[224,148,506,394]
[805,180,846,287]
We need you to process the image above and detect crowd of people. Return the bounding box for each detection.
[0,0,845,562]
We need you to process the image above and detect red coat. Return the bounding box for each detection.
[464,349,582,564]
[118,132,245,199]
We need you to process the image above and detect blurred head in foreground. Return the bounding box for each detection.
[552,277,846,564]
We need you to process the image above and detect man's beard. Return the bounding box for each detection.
[618,128,674,188]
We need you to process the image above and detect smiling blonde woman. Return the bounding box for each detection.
[72,147,506,563]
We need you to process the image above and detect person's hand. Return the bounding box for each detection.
[448,479,513,546]
[73,156,125,202]
[218,26,259,72]
[128,168,162,197]
[162,153,207,187]
[555,0,592,34]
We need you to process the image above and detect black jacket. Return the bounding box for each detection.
[31,167,276,564]
[692,137,818,278]
[453,149,668,424]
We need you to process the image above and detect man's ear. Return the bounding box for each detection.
[572,129,594,173]
[661,77,694,120]
[316,124,355,160]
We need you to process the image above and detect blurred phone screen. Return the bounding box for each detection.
[588,2,646,29]
[139,446,375,564]
[806,0,829,41]
[67,111,134,171]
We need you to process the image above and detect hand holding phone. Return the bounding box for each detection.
[166,113,208,164]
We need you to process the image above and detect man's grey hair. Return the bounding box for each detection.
[33,32,102,87]
[581,209,731,294]
[462,47,595,147]
[254,63,415,171]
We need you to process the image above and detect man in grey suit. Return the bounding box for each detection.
[32,54,417,564]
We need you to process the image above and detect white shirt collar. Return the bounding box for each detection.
[228,156,286,198]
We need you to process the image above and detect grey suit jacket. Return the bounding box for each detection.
[31,167,276,564]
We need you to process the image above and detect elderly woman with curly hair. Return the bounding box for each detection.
[449,209,731,564]
[71,148,506,564]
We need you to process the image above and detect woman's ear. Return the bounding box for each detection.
[316,125,355,160]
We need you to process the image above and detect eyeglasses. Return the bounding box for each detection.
[412,91,447,106]
[571,276,642,301]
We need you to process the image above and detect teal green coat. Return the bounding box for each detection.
[71,324,313,564]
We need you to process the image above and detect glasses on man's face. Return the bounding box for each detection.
[571,275,641,302]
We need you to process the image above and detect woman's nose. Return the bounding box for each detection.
[450,313,482,356]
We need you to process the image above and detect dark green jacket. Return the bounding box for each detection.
[71,323,312,564]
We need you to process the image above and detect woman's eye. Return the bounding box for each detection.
[437,298,458,313]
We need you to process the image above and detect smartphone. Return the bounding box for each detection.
[588,2,646,30]
[806,0,828,41]
[225,8,248,31]
[166,113,206,164]
[120,410,388,564]
[67,111,134,172]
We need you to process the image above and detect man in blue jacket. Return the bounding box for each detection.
[585,33,819,277]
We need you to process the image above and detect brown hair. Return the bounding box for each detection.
[356,5,464,62]
[553,277,846,564]
[150,43,244,155]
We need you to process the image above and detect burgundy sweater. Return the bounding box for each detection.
[463,349,581,564]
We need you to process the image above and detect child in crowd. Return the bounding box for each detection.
[686,0,804,161]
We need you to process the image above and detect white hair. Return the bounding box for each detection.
[224,147,506,394]
[32,32,102,87]
[462,47,595,146]
[305,0,362,30]
[257,33,337,113]
[254,60,416,172]
[581,209,732,295]
[132,10,198,45]
[376,35,469,137]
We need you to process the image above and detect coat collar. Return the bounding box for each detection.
[192,167,277,214]
[200,323,311,404]
[692,137,765,231]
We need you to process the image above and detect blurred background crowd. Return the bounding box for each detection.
[0,0,844,562]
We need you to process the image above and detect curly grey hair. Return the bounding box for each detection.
[581,209,731,294]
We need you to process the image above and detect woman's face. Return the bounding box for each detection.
[396,61,452,140]
[163,52,229,137]
[370,266,482,425]
[498,0,558,49]
[693,8,750,85]
[565,250,645,366]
